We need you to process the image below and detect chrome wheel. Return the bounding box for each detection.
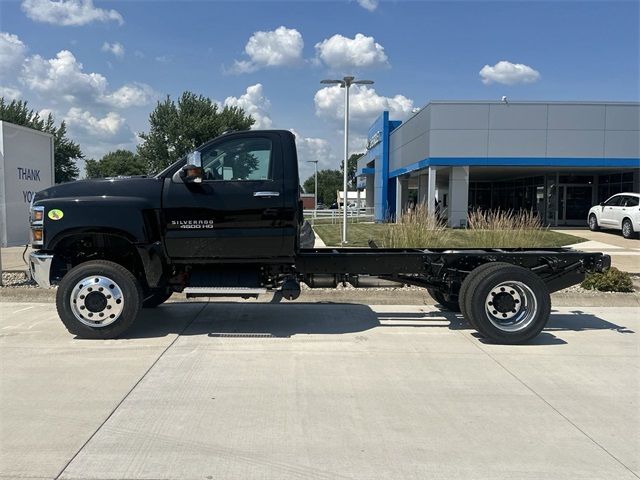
[485,281,538,332]
[70,275,124,327]
[589,215,597,230]
[622,220,632,238]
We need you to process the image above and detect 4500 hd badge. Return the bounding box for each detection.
[169,220,215,230]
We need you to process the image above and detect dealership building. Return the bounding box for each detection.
[356,101,640,226]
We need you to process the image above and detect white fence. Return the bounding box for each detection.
[304,208,375,225]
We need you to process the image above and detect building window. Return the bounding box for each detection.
[598,171,636,202]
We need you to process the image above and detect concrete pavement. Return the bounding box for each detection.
[1,301,638,479]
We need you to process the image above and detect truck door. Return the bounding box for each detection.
[162,132,286,259]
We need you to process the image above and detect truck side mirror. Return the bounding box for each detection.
[180,151,203,184]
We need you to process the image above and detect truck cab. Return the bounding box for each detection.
[159,130,301,260]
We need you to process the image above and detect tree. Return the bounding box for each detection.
[51,121,82,183]
[340,152,364,189]
[137,91,255,173]
[85,150,147,178]
[303,169,343,205]
[0,98,81,183]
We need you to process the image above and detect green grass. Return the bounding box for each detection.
[313,223,586,248]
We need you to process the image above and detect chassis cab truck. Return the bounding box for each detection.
[28,130,610,344]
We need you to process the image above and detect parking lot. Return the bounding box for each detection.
[1,299,639,480]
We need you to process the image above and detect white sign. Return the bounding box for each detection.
[0,121,54,247]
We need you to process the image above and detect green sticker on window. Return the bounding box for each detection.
[48,209,64,220]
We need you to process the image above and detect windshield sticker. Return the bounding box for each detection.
[48,209,64,220]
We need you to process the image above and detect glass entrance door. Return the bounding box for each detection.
[558,185,593,225]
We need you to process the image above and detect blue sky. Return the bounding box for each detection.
[1,0,638,180]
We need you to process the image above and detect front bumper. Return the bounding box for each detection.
[29,252,54,288]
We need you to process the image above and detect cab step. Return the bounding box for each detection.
[183,286,267,298]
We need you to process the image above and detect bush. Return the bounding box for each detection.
[466,208,550,247]
[382,203,449,248]
[581,267,634,292]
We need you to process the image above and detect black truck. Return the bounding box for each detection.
[28,130,610,343]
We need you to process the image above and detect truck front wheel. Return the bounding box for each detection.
[56,260,143,339]
[464,265,551,344]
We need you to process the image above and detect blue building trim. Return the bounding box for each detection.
[371,112,389,222]
[389,157,640,178]
[358,167,375,175]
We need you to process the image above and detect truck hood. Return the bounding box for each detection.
[35,176,164,205]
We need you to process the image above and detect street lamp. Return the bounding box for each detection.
[307,159,318,218]
[321,76,374,246]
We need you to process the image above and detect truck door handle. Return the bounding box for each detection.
[253,191,280,198]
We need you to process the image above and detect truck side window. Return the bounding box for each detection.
[200,138,272,181]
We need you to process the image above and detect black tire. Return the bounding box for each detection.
[459,262,511,329]
[622,218,637,239]
[142,290,172,308]
[588,214,600,232]
[56,260,143,339]
[465,265,551,344]
[427,288,461,312]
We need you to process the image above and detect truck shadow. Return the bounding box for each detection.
[123,302,634,344]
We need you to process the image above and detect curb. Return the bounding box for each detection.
[2,286,639,307]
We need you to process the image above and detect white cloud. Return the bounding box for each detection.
[349,134,368,153]
[20,49,155,108]
[21,0,123,26]
[314,84,413,126]
[22,50,108,104]
[101,42,124,59]
[102,83,155,108]
[315,33,388,71]
[479,60,541,85]
[38,107,55,119]
[357,0,378,12]
[224,84,272,129]
[0,85,22,100]
[290,129,338,182]
[0,32,27,75]
[64,107,130,141]
[230,26,303,73]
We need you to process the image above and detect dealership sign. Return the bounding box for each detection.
[0,121,54,247]
[366,130,382,151]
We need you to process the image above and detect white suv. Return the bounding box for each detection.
[588,192,640,239]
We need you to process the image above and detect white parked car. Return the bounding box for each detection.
[588,192,640,239]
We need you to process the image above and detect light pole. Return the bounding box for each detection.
[307,159,318,218]
[321,76,374,245]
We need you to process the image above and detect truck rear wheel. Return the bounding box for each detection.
[56,260,143,339]
[459,262,510,329]
[427,288,461,312]
[464,265,551,344]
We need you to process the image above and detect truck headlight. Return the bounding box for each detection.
[30,205,44,225]
[31,227,44,244]
[31,208,44,223]
[30,205,45,246]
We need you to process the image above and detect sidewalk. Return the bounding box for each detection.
[0,246,31,271]
[555,229,640,273]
